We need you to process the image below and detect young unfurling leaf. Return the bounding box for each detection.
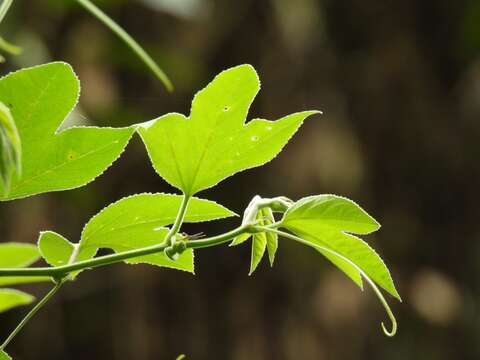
[0,62,134,200]
[263,208,278,266]
[281,195,400,300]
[138,65,320,196]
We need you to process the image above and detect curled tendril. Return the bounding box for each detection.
[261,227,399,337]
[362,272,398,336]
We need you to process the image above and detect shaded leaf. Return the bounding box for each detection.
[0,62,134,200]
[0,288,34,314]
[0,101,20,192]
[0,243,39,268]
[138,65,320,195]
[282,195,399,299]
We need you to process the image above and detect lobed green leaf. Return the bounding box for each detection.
[282,195,400,300]
[0,62,134,200]
[138,65,320,196]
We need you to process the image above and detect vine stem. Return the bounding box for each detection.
[74,0,173,91]
[257,226,398,337]
[164,194,191,247]
[0,280,64,351]
[0,225,252,278]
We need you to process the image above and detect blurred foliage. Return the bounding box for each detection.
[0,0,479,359]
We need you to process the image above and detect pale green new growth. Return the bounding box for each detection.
[0,62,134,200]
[0,350,11,360]
[282,195,400,300]
[249,208,277,274]
[250,228,267,275]
[264,208,279,266]
[38,232,75,267]
[138,65,320,196]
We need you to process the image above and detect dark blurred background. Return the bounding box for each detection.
[1,0,479,359]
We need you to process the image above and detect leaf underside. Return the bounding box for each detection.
[138,64,320,196]
[0,62,134,200]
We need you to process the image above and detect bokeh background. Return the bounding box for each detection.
[1,0,479,359]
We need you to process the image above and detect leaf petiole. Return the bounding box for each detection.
[0,225,253,278]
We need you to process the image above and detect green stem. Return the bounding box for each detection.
[74,0,173,91]
[0,0,13,24]
[259,226,398,337]
[0,225,251,278]
[0,280,64,351]
[164,194,191,247]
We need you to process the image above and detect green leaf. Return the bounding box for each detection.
[0,243,48,286]
[138,65,320,196]
[283,195,380,234]
[0,62,134,200]
[0,101,21,192]
[0,243,39,268]
[38,231,76,267]
[0,350,11,360]
[0,288,34,314]
[282,195,400,300]
[249,231,267,275]
[263,208,278,266]
[39,194,236,274]
[230,232,251,246]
